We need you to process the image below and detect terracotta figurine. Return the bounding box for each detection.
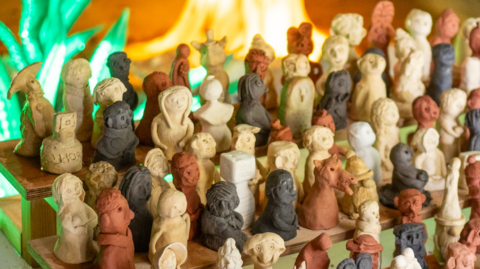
[394,189,426,225]
[107,52,138,115]
[445,243,476,269]
[244,232,286,269]
[311,109,346,156]
[455,18,480,67]
[393,28,417,82]
[464,109,480,151]
[169,43,191,89]
[217,238,243,269]
[316,35,349,99]
[391,248,422,269]
[460,24,480,94]
[317,70,351,131]
[294,233,332,269]
[431,9,460,46]
[151,242,187,269]
[354,200,381,243]
[459,218,480,254]
[245,48,270,99]
[405,9,433,82]
[410,95,439,149]
[458,152,480,193]
[426,43,455,105]
[466,156,480,219]
[346,234,383,269]
[85,161,118,210]
[269,119,294,143]
[393,223,428,269]
[468,88,480,110]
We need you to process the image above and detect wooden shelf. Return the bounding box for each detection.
[0,195,21,253]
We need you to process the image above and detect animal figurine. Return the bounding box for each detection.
[84,161,118,210]
[169,43,191,89]
[236,74,272,146]
[298,154,357,230]
[405,9,433,82]
[378,143,431,209]
[460,24,480,94]
[244,233,286,269]
[201,181,248,251]
[191,29,230,103]
[466,156,480,219]
[107,52,138,115]
[7,62,54,156]
[393,28,417,82]
[91,77,127,148]
[279,54,315,139]
[135,72,172,146]
[391,248,422,269]
[340,151,379,220]
[119,166,153,253]
[252,170,298,241]
[52,173,98,264]
[311,109,346,156]
[465,109,480,151]
[303,126,334,196]
[317,70,351,131]
[410,95,439,149]
[194,76,234,152]
[217,238,243,269]
[426,43,455,105]
[93,101,139,171]
[94,188,135,269]
[394,223,428,269]
[41,112,82,174]
[149,189,190,263]
[61,58,93,141]
[151,85,194,160]
[249,34,277,108]
[337,254,373,269]
[354,200,381,243]
[445,243,476,269]
[294,233,332,269]
[348,122,382,185]
[151,242,187,269]
[269,119,294,143]
[346,234,383,269]
[431,8,460,46]
[316,35,349,99]
[459,218,480,254]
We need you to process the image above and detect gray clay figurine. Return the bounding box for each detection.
[353,48,392,96]
[119,166,153,253]
[93,101,139,171]
[201,181,248,252]
[235,74,272,147]
[317,70,351,131]
[378,143,431,209]
[337,253,373,269]
[394,223,428,269]
[465,109,480,151]
[426,44,455,105]
[251,169,298,241]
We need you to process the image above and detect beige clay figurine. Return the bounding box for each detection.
[354,200,381,243]
[316,35,349,99]
[145,148,172,217]
[151,242,187,269]
[84,161,118,210]
[393,28,417,81]
[405,9,433,82]
[217,238,243,269]
[244,233,286,269]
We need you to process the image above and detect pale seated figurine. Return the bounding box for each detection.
[347,122,382,185]
[303,126,334,196]
[411,128,447,190]
[41,112,82,174]
[145,148,172,218]
[460,24,480,94]
[354,200,381,243]
[405,9,433,82]
[217,238,243,269]
[348,53,387,122]
[390,248,422,269]
[151,242,187,269]
[84,161,118,210]
[244,233,286,269]
[52,173,98,264]
[438,89,467,164]
[194,76,234,152]
[91,77,127,148]
[316,35,349,99]
[186,132,220,205]
[149,189,190,263]
[445,243,476,269]
[61,58,94,142]
[393,28,417,82]
[152,86,194,160]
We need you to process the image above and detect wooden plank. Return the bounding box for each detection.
[0,195,22,253]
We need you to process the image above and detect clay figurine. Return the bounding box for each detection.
[431,9,460,46]
[445,243,476,269]
[171,152,203,240]
[354,200,381,243]
[294,233,332,269]
[52,173,98,264]
[194,76,234,152]
[311,109,346,156]
[459,218,480,254]
[269,119,294,143]
[455,18,480,67]
[298,154,357,230]
[466,156,480,219]
[337,254,373,269]
[41,112,82,174]
[460,24,480,94]
[94,188,135,269]
[135,72,172,146]
[464,109,480,151]
[346,234,383,269]
[7,62,54,156]
[91,77,127,148]
[151,242,187,269]
[119,166,153,253]
[201,181,248,251]
[317,70,351,131]
[244,232,286,269]
[191,29,230,103]
[410,95,439,149]
[340,151,379,219]
[391,248,422,269]
[279,54,315,139]
[393,223,428,269]
[393,28,417,82]
[352,48,391,95]
[459,152,480,193]
[405,9,433,82]
[426,43,455,105]
[316,35,349,99]
[186,132,220,205]
[107,52,138,115]
[85,161,118,210]
[93,101,139,171]
[217,238,243,269]
[347,122,382,185]
[144,148,171,191]
[169,44,191,90]
[61,58,94,141]
[149,189,190,263]
[468,88,480,110]
[378,143,431,209]
[151,85,194,160]
[303,126,334,196]
[394,189,426,225]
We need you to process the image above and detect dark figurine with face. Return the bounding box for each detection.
[251,169,298,241]
[107,52,138,119]
[352,48,392,95]
[93,101,139,171]
[201,181,248,252]
[235,73,272,147]
[378,143,431,209]
[317,70,351,131]
[337,253,373,269]
[119,166,153,253]
[394,223,428,269]
[465,109,480,152]
[426,44,455,105]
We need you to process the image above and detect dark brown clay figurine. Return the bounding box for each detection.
[169,44,191,89]
[466,156,480,219]
[394,189,426,224]
[312,109,346,156]
[459,218,480,254]
[346,234,384,269]
[294,233,332,269]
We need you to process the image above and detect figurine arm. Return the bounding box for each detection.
[233,211,244,229]
[30,102,47,138]
[149,228,163,256]
[183,213,191,238]
[442,120,464,138]
[61,214,87,235]
[151,118,168,151]
[178,121,194,148]
[272,211,293,231]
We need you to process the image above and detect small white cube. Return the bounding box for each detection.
[220,151,256,183]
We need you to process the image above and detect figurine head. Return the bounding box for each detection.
[232,124,260,155]
[60,58,92,89]
[314,154,357,195]
[310,233,332,251]
[390,143,414,167]
[265,169,297,205]
[238,73,267,101]
[357,53,386,76]
[465,156,480,198]
[269,119,294,143]
[412,95,439,128]
[158,85,192,127]
[153,242,187,269]
[191,29,227,68]
[205,181,239,218]
[143,72,172,98]
[106,51,131,78]
[394,189,426,220]
[436,9,460,40]
[324,69,351,99]
[347,122,376,150]
[176,44,190,59]
[401,50,424,79]
[303,126,334,152]
[52,111,77,143]
[412,128,440,153]
[460,218,480,254]
[244,233,286,268]
[119,166,152,208]
[200,76,223,101]
[394,28,417,60]
[96,188,134,235]
[330,13,367,46]
[321,35,349,69]
[312,109,336,132]
[217,238,243,269]
[282,53,310,79]
[157,189,187,219]
[287,22,314,56]
[358,200,380,224]
[367,1,395,48]
[85,161,118,198]
[250,34,276,63]
[446,243,476,269]
[267,141,300,173]
[371,98,399,130]
[405,9,432,36]
[220,151,256,183]
[345,151,373,181]
[467,89,480,110]
[186,132,216,159]
[394,223,427,247]
[52,173,85,214]
[348,234,384,254]
[7,62,43,98]
[103,101,132,130]
[144,148,170,180]
[470,24,480,57]
[432,43,455,66]
[93,77,127,106]
[171,152,200,189]
[245,49,270,79]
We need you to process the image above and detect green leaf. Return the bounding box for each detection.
[65,25,103,60]
[0,22,26,71]
[61,0,91,33]
[19,0,48,63]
